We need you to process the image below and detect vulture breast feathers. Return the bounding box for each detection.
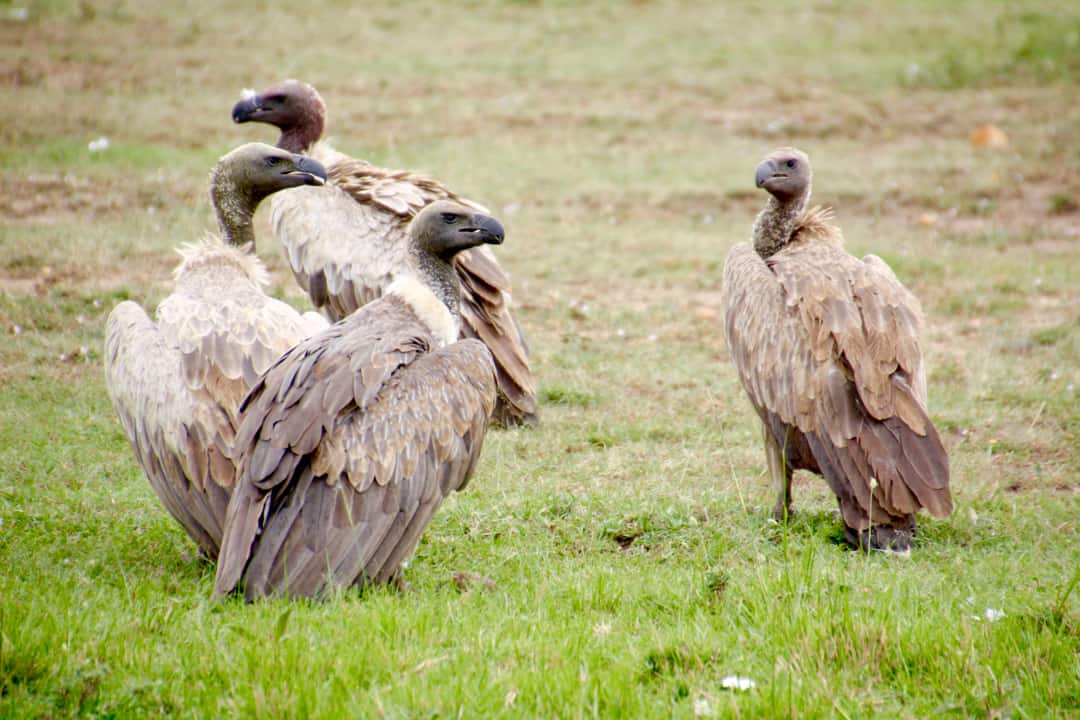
[214,293,497,600]
[723,207,952,534]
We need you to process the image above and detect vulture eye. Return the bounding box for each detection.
[441,213,458,224]
[786,159,797,169]
[265,95,285,104]
[266,156,282,167]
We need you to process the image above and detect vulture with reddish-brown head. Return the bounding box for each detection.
[105,143,329,559]
[230,80,537,428]
[214,200,500,601]
[721,147,952,552]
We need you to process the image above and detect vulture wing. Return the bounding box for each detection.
[155,252,329,419]
[105,301,233,557]
[106,242,328,558]
[214,298,496,600]
[722,226,951,529]
[269,183,408,320]
[267,157,537,426]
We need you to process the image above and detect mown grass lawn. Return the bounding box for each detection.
[1,1,1078,717]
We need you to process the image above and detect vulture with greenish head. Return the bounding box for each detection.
[230,80,537,427]
[721,147,952,552]
[105,142,329,559]
[214,200,500,600]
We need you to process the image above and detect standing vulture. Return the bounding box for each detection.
[214,200,500,600]
[721,148,952,552]
[105,143,329,559]
[230,79,537,427]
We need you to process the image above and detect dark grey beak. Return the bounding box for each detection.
[466,213,505,245]
[755,158,778,188]
[288,155,327,186]
[232,97,261,124]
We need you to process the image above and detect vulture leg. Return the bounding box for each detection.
[764,424,794,522]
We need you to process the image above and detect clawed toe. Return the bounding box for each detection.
[771,504,795,523]
[845,525,914,555]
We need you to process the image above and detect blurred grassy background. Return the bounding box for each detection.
[1,1,1078,717]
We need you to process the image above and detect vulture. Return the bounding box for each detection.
[105,142,329,559]
[213,200,500,600]
[230,79,538,427]
[721,147,952,552]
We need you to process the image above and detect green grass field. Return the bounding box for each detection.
[2,1,1078,717]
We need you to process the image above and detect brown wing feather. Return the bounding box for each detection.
[722,218,951,531]
[214,297,496,599]
[455,246,537,426]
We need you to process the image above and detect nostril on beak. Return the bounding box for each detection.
[755,160,776,188]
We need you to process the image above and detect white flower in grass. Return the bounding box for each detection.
[693,696,713,716]
[970,607,1005,622]
[720,675,756,691]
[592,622,611,637]
[88,137,110,153]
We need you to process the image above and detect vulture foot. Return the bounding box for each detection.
[388,571,411,594]
[845,525,916,555]
[771,502,795,523]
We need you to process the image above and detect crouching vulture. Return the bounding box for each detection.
[105,143,329,558]
[214,200,500,600]
[721,148,952,552]
[230,79,537,427]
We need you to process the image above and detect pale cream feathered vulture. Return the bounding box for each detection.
[214,200,501,600]
[105,143,329,558]
[231,80,537,427]
[721,147,952,552]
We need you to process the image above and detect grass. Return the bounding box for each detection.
[2,0,1079,717]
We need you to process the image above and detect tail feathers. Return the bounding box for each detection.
[213,479,267,598]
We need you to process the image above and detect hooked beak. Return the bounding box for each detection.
[755,158,782,188]
[286,155,327,186]
[462,213,505,245]
[232,96,263,124]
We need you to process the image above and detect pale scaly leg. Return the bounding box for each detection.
[764,425,793,522]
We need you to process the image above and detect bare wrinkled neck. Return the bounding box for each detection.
[409,246,461,319]
[277,127,313,154]
[210,172,256,247]
[752,186,810,258]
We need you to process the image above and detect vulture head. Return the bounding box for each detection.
[409,200,505,262]
[393,201,506,333]
[755,147,811,203]
[210,143,327,245]
[216,142,327,197]
[232,80,327,153]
